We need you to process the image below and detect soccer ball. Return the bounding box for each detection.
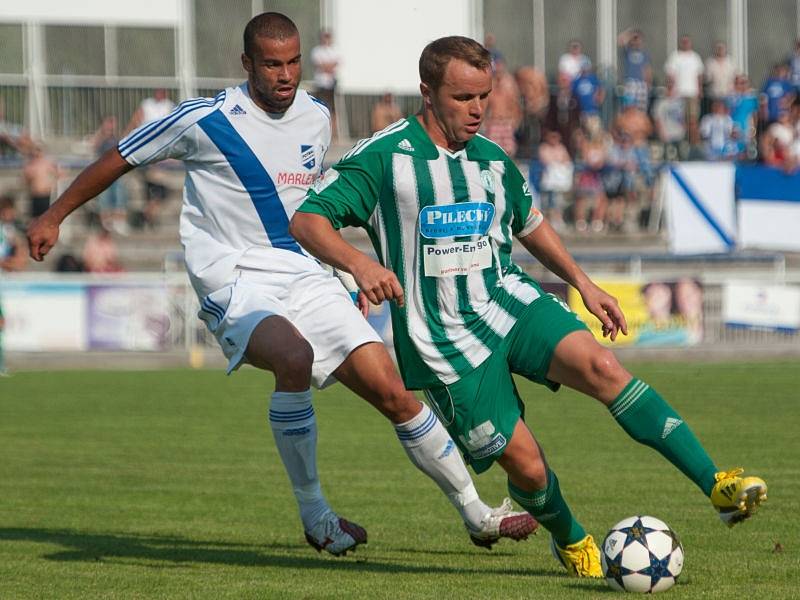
[601,515,684,593]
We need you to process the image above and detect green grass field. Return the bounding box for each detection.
[0,362,797,599]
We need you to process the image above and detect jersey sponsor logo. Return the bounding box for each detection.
[228,104,247,116]
[423,236,492,277]
[301,145,316,170]
[277,172,317,186]
[419,201,495,239]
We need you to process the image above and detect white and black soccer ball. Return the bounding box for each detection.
[601,515,684,593]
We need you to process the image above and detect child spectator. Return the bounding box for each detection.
[653,76,688,161]
[538,130,573,232]
[726,74,759,158]
[699,100,737,160]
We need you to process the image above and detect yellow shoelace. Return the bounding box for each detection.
[715,467,744,482]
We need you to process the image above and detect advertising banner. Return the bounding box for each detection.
[1,281,87,351]
[87,284,171,351]
[568,279,704,347]
[723,282,800,332]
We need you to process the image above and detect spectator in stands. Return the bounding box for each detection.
[484,32,504,69]
[91,116,129,235]
[311,30,340,139]
[705,42,736,101]
[760,109,794,168]
[55,253,84,273]
[514,65,549,159]
[370,92,403,133]
[760,63,795,126]
[538,129,573,232]
[22,144,60,219]
[0,99,26,163]
[614,97,652,146]
[484,56,522,156]
[571,65,605,132]
[572,123,609,233]
[544,72,581,156]
[618,28,652,112]
[558,40,591,84]
[124,88,175,134]
[787,39,800,89]
[699,100,737,161]
[82,226,123,273]
[1,195,26,272]
[1,194,26,377]
[727,73,759,158]
[665,35,704,145]
[607,125,655,232]
[126,90,176,229]
[653,75,688,161]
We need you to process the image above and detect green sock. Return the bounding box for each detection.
[610,378,718,496]
[508,469,586,547]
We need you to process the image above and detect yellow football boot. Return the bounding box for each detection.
[710,468,767,527]
[550,534,603,578]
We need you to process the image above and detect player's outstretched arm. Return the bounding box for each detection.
[290,211,405,307]
[27,148,133,261]
[518,219,628,340]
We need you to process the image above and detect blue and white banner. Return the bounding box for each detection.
[735,165,800,252]
[723,282,800,332]
[666,163,736,254]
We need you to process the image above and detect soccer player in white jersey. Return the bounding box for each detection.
[292,35,767,575]
[26,14,536,556]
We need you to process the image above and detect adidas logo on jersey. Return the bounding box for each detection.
[661,417,683,439]
[397,138,415,152]
[229,104,247,116]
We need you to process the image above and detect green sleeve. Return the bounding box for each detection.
[298,151,384,230]
[505,158,535,236]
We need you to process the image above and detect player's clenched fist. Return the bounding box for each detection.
[27,216,60,262]
[351,258,405,308]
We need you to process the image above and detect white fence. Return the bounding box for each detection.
[2,269,799,359]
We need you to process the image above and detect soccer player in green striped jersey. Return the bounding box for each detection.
[292,36,767,577]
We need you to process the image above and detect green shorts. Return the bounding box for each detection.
[424,292,588,474]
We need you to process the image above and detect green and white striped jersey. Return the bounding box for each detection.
[300,117,545,388]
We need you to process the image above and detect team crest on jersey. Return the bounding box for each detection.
[480,169,495,194]
[300,145,315,170]
[419,201,495,239]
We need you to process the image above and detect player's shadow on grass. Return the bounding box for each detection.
[0,527,553,577]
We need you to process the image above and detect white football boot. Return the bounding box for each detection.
[466,498,538,549]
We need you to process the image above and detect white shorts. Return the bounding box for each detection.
[197,263,381,388]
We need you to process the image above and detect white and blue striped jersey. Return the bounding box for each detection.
[118,84,331,297]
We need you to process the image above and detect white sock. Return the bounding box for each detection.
[395,402,490,529]
[269,390,330,530]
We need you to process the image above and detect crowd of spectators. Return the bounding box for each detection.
[483,31,800,234]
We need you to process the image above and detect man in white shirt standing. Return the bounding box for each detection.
[311,30,340,139]
[665,35,704,144]
[558,40,591,84]
[705,42,736,101]
[26,12,535,558]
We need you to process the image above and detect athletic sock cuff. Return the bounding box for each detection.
[507,470,553,510]
[269,389,314,428]
[395,402,437,444]
[609,378,651,418]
